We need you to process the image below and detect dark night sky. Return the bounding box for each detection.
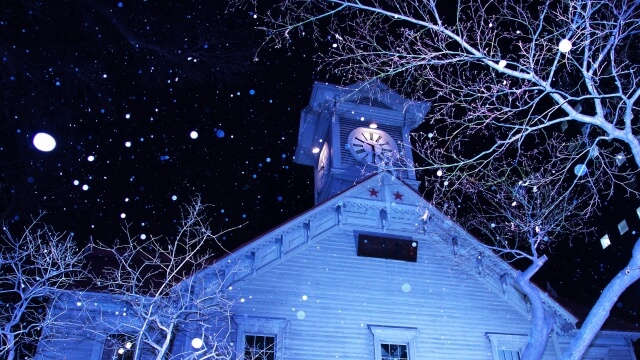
[1,1,316,249]
[2,1,639,328]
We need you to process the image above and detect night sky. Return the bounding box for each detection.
[2,1,639,329]
[2,1,316,249]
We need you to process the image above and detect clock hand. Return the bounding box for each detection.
[369,143,377,163]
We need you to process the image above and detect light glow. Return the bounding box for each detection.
[191,338,203,349]
[574,164,587,176]
[33,133,57,152]
[558,39,572,53]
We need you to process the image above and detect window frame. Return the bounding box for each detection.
[486,333,527,360]
[380,343,409,360]
[235,317,287,360]
[243,334,276,360]
[369,325,417,360]
[497,349,521,360]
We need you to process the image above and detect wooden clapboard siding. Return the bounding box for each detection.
[35,172,639,359]
[229,228,538,360]
[553,332,637,360]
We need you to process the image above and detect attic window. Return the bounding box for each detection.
[356,233,417,262]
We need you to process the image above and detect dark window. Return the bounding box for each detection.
[101,333,135,360]
[244,334,275,360]
[498,350,521,360]
[357,234,418,262]
[381,343,408,360]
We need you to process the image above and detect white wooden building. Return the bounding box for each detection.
[36,82,639,360]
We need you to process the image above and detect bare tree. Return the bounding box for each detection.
[235,0,640,192]
[431,159,594,359]
[230,0,640,358]
[0,213,87,360]
[89,197,242,360]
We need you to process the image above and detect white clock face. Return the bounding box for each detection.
[315,143,330,191]
[347,127,398,165]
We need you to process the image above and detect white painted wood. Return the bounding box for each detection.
[35,173,640,360]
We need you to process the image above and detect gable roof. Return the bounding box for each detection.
[202,171,582,333]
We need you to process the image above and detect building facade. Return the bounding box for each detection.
[36,82,639,360]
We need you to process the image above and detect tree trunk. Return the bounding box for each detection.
[155,323,174,360]
[559,238,640,360]
[3,308,21,360]
[4,330,16,360]
[516,255,556,360]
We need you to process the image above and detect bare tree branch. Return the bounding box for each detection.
[88,196,243,360]
[232,0,640,358]
[0,213,87,360]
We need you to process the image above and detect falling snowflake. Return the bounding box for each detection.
[33,133,56,152]
[558,39,572,53]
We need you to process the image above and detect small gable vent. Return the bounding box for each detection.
[356,233,417,262]
[347,96,394,110]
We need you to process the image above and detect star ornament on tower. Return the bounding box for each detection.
[393,191,403,201]
[368,188,379,197]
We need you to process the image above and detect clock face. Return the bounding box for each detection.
[315,143,330,191]
[347,127,398,165]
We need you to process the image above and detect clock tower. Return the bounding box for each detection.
[294,81,430,204]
